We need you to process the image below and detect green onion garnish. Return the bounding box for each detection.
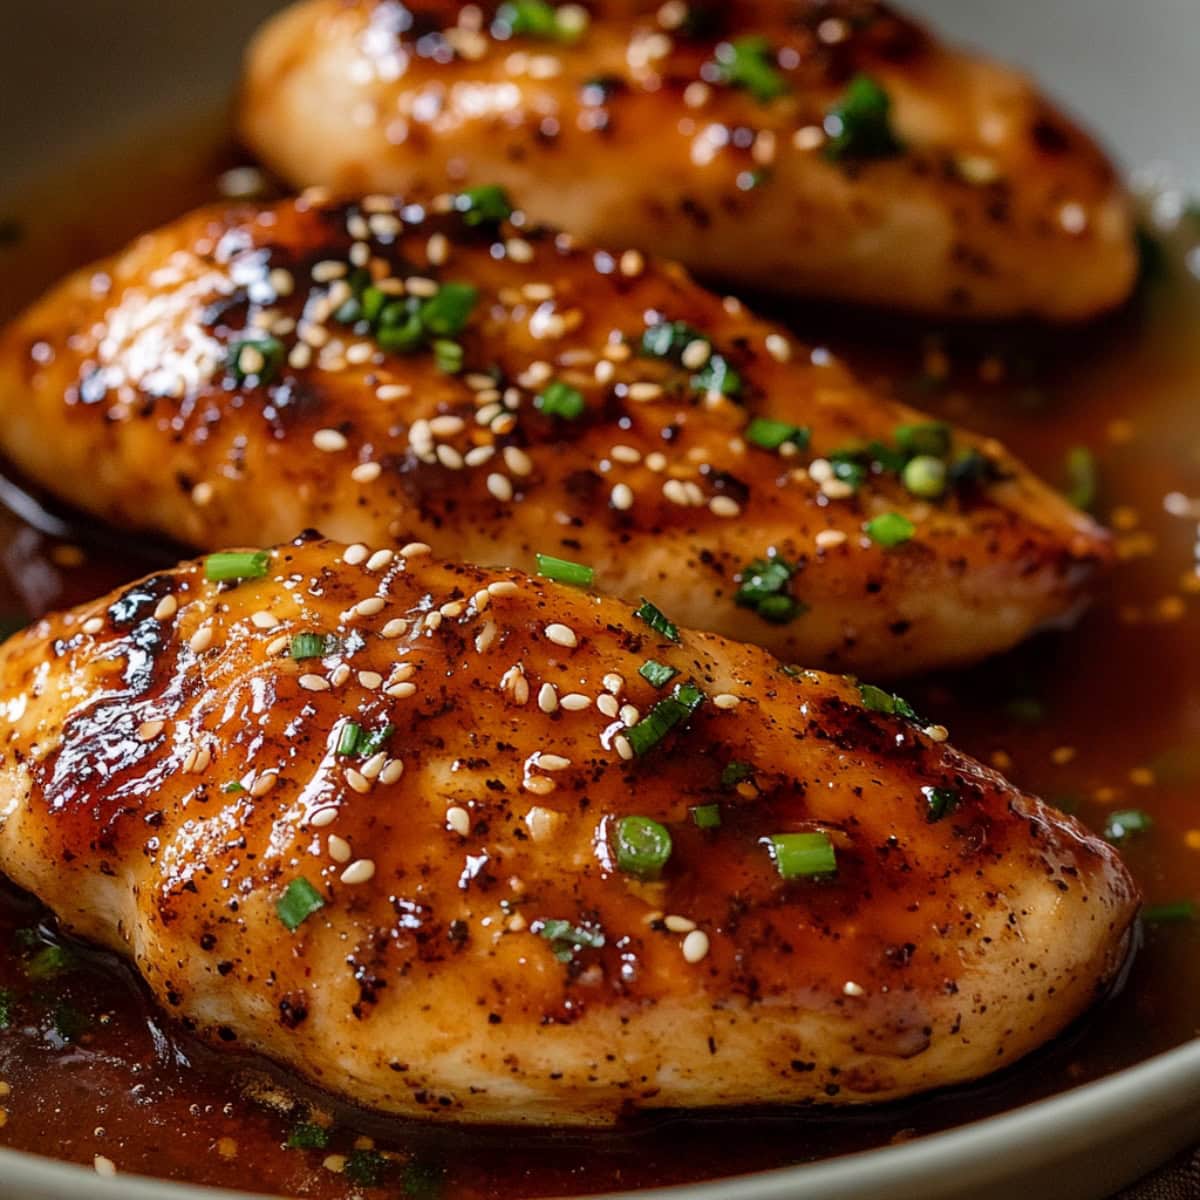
[692,354,742,398]
[720,761,752,789]
[455,184,514,227]
[343,1150,388,1188]
[277,878,325,932]
[713,36,789,103]
[536,918,605,962]
[922,786,958,823]
[358,724,394,758]
[286,1123,331,1151]
[1064,446,1098,511]
[290,632,336,660]
[765,831,837,879]
[745,417,811,452]
[536,553,594,587]
[614,815,673,880]
[690,803,722,829]
[421,283,478,336]
[337,721,393,758]
[626,683,704,756]
[639,319,742,399]
[26,944,71,981]
[858,682,918,720]
[337,721,364,757]
[205,550,270,583]
[494,0,585,41]
[902,455,948,499]
[222,781,246,794]
[824,74,903,161]
[1143,900,1196,924]
[895,421,951,458]
[638,659,678,688]
[1104,809,1153,844]
[634,599,679,642]
[735,556,805,624]
[865,512,915,547]
[228,335,285,385]
[432,338,464,374]
[535,379,586,420]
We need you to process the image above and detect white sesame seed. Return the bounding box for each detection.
[269,268,295,296]
[250,771,278,797]
[611,482,634,510]
[153,595,177,621]
[560,693,591,711]
[343,543,369,565]
[406,275,439,297]
[312,260,348,283]
[597,693,619,718]
[663,478,691,506]
[436,444,465,470]
[709,496,741,518]
[815,529,848,549]
[629,381,664,403]
[619,249,645,277]
[266,634,290,656]
[189,626,214,654]
[538,754,571,772]
[615,735,633,760]
[429,414,465,437]
[681,339,711,370]
[524,776,556,796]
[424,611,444,632]
[506,237,534,263]
[380,759,405,785]
[360,751,387,780]
[620,704,640,726]
[313,428,348,453]
[488,580,519,597]
[366,549,394,572]
[191,481,214,506]
[924,724,950,743]
[351,462,382,484]
[440,600,466,619]
[664,914,697,933]
[250,611,278,629]
[427,232,450,265]
[330,662,351,688]
[310,807,338,828]
[713,694,740,710]
[354,596,386,617]
[386,681,417,699]
[288,343,313,370]
[611,444,641,464]
[341,859,376,885]
[475,620,497,653]
[821,479,855,500]
[328,835,352,863]
[376,384,411,401]
[843,980,866,997]
[400,542,431,559]
[765,333,791,363]
[487,473,514,502]
[501,665,530,705]
[603,673,624,694]
[82,616,104,635]
[381,619,408,638]
[503,446,533,477]
[464,445,495,468]
[538,683,559,713]
[136,720,164,742]
[545,623,578,648]
[682,929,710,964]
[298,674,331,692]
[446,806,471,836]
[345,768,371,794]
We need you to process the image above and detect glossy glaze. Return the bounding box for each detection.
[0,193,1109,679]
[240,0,1136,319]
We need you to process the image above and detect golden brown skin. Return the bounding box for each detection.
[239,0,1136,320]
[0,194,1109,678]
[0,537,1138,1124]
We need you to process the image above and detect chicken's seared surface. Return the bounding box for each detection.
[0,194,1109,678]
[239,0,1136,320]
[0,537,1137,1124]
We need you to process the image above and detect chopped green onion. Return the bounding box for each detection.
[895,421,951,459]
[638,320,741,399]
[824,74,903,161]
[495,0,585,41]
[692,354,742,398]
[902,455,947,499]
[634,599,679,642]
[228,335,285,385]
[204,550,270,583]
[690,803,722,829]
[720,761,753,789]
[286,1123,331,1151]
[455,184,514,227]
[536,379,586,420]
[277,878,325,932]
[922,786,958,823]
[344,1149,388,1187]
[626,683,705,756]
[638,659,678,688]
[360,724,394,757]
[25,944,71,981]
[830,456,867,491]
[222,781,246,794]
[858,682,917,720]
[432,338,464,374]
[745,417,811,451]
[735,555,806,624]
[765,832,837,879]
[421,283,478,337]
[713,36,788,103]
[337,722,364,757]
[1104,809,1153,844]
[1064,446,1098,511]
[865,512,915,547]
[1143,900,1196,924]
[290,632,337,660]
[536,553,594,587]
[536,918,605,962]
[614,815,673,880]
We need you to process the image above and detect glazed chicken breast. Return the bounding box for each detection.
[0,536,1137,1124]
[0,193,1109,679]
[239,0,1136,320]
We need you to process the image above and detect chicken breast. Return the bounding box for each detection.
[0,193,1109,679]
[239,0,1136,320]
[0,536,1138,1124]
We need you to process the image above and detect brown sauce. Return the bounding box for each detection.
[0,116,1197,1196]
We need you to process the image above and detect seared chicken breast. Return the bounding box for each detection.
[239,0,1136,319]
[0,194,1109,678]
[0,537,1137,1124]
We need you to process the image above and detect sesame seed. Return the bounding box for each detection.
[153,595,177,621]
[250,611,278,629]
[360,751,387,780]
[400,542,431,558]
[328,835,352,863]
[313,428,348,453]
[353,596,386,617]
[560,693,591,711]
[620,704,640,726]
[473,589,491,612]
[288,343,313,370]
[424,611,444,632]
[323,1155,347,1174]
[501,665,530,705]
[343,544,369,565]
[545,623,578,648]
[619,249,645,278]
[682,930,710,964]
[266,634,290,656]
[645,452,667,472]
[709,496,740,518]
[664,914,696,932]
[366,549,394,571]
[299,674,331,692]
[629,381,664,403]
[345,768,371,794]
[538,754,571,772]
[615,735,633,760]
[310,807,338,828]
[380,759,405,785]
[597,693,619,718]
[446,806,471,836]
[82,616,104,635]
[386,681,417,699]
[681,339,711,370]
[189,626,214,654]
[312,260,348,283]
[192,482,214,506]
[341,859,376,885]
[503,446,534,477]
[238,345,265,375]
[683,80,711,108]
[440,600,466,619]
[765,333,791,363]
[136,720,164,742]
[843,980,866,997]
[538,683,559,713]
[351,462,382,484]
[524,776,556,796]
[602,673,624,694]
[487,473,514,502]
[923,724,949,743]
[815,529,847,549]
[663,479,691,506]
[611,444,641,464]
[611,483,634,510]
[376,383,411,401]
[713,693,740,710]
[436,444,465,470]
[506,238,534,263]
[488,580,519,597]
[475,620,497,653]
[821,478,855,500]
[250,771,278,797]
